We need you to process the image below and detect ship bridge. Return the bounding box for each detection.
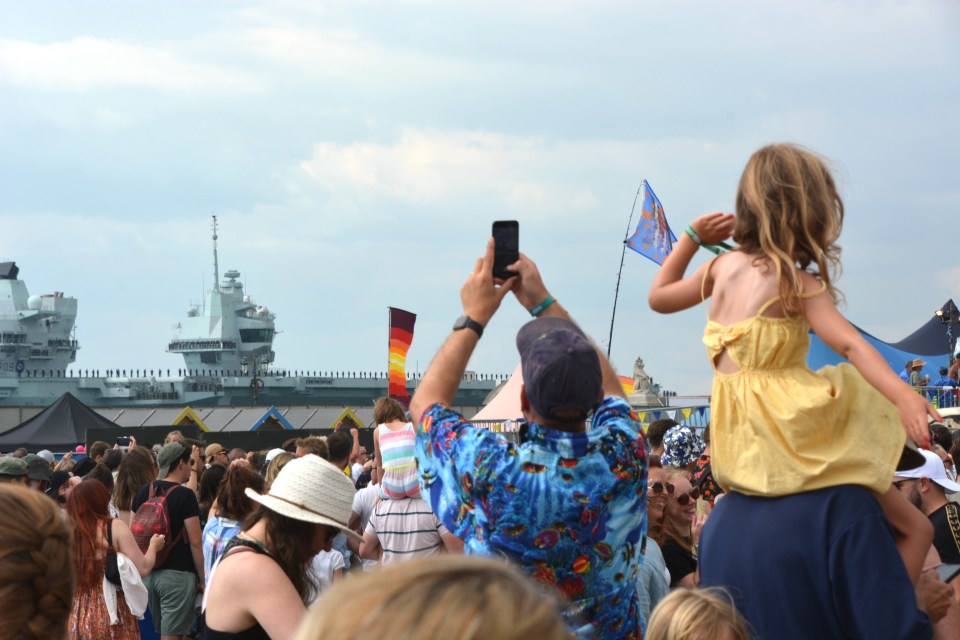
[169,266,275,374]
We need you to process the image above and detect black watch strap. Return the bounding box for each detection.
[453,315,484,338]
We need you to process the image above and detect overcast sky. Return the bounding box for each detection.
[1,0,958,395]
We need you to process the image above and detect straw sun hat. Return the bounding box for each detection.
[245,454,363,543]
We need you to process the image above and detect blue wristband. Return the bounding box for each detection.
[529,295,556,317]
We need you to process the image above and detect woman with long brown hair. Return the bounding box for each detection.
[202,455,361,639]
[202,463,265,586]
[660,467,701,589]
[113,446,158,525]
[66,478,165,639]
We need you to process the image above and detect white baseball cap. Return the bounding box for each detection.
[895,449,960,494]
[264,448,286,463]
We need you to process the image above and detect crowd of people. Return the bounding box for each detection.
[1,141,960,639]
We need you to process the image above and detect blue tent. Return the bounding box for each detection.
[808,299,959,373]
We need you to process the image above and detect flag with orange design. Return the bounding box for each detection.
[388,307,416,404]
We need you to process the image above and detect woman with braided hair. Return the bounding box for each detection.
[0,483,74,640]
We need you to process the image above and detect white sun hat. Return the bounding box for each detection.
[245,454,363,542]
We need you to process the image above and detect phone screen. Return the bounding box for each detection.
[116,437,131,448]
[492,221,519,280]
[936,564,960,583]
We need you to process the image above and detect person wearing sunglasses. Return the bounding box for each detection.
[660,467,703,588]
[637,457,670,623]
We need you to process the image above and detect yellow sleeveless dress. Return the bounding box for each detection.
[703,291,904,497]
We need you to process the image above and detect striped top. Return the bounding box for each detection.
[377,422,421,500]
[364,497,449,565]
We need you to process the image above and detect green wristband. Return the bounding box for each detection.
[529,295,556,317]
[685,226,703,246]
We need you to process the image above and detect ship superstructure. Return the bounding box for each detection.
[0,261,78,379]
[168,217,276,374]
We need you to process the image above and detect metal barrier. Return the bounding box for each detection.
[915,386,959,409]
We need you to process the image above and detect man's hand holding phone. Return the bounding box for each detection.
[507,253,552,315]
[460,238,515,328]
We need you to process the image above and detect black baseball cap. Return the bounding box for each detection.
[516,317,602,423]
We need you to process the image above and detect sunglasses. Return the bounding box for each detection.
[893,478,918,490]
[649,482,700,506]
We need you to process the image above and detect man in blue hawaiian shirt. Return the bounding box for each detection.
[409,241,648,639]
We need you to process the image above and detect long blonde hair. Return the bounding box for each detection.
[294,556,568,640]
[647,588,749,640]
[733,143,844,315]
[263,452,294,490]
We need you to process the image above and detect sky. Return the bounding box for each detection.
[0,0,958,396]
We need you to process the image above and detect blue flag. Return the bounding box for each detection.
[626,180,676,265]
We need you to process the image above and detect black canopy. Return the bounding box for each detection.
[888,300,960,355]
[0,392,120,453]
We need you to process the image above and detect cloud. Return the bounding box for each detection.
[296,128,757,220]
[0,37,261,91]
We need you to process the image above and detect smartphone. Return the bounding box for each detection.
[492,220,519,281]
[116,436,131,448]
[936,564,960,583]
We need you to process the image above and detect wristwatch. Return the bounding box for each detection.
[452,315,484,338]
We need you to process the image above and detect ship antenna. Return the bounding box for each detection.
[212,214,220,293]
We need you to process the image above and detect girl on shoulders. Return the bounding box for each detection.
[648,142,939,583]
[372,396,421,500]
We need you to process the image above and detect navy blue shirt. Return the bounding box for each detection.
[699,486,931,640]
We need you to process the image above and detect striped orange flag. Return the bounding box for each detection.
[388,308,416,404]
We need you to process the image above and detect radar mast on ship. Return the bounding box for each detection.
[167,216,276,374]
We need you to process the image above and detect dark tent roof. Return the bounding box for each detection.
[0,392,121,453]
[808,299,959,372]
[889,300,960,354]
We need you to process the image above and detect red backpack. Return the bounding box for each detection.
[130,481,185,567]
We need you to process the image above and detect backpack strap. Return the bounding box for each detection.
[159,483,187,546]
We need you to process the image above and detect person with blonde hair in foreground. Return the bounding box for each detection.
[646,588,749,640]
[294,556,568,640]
[0,484,75,640]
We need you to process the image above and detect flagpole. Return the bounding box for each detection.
[606,182,644,358]
[386,307,391,393]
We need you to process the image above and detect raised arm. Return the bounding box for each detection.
[348,426,360,463]
[648,213,735,314]
[801,274,941,445]
[409,239,515,425]
[507,253,625,399]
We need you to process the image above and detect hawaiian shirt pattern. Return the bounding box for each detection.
[416,396,648,639]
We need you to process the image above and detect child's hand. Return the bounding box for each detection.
[692,212,735,245]
[896,390,941,446]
